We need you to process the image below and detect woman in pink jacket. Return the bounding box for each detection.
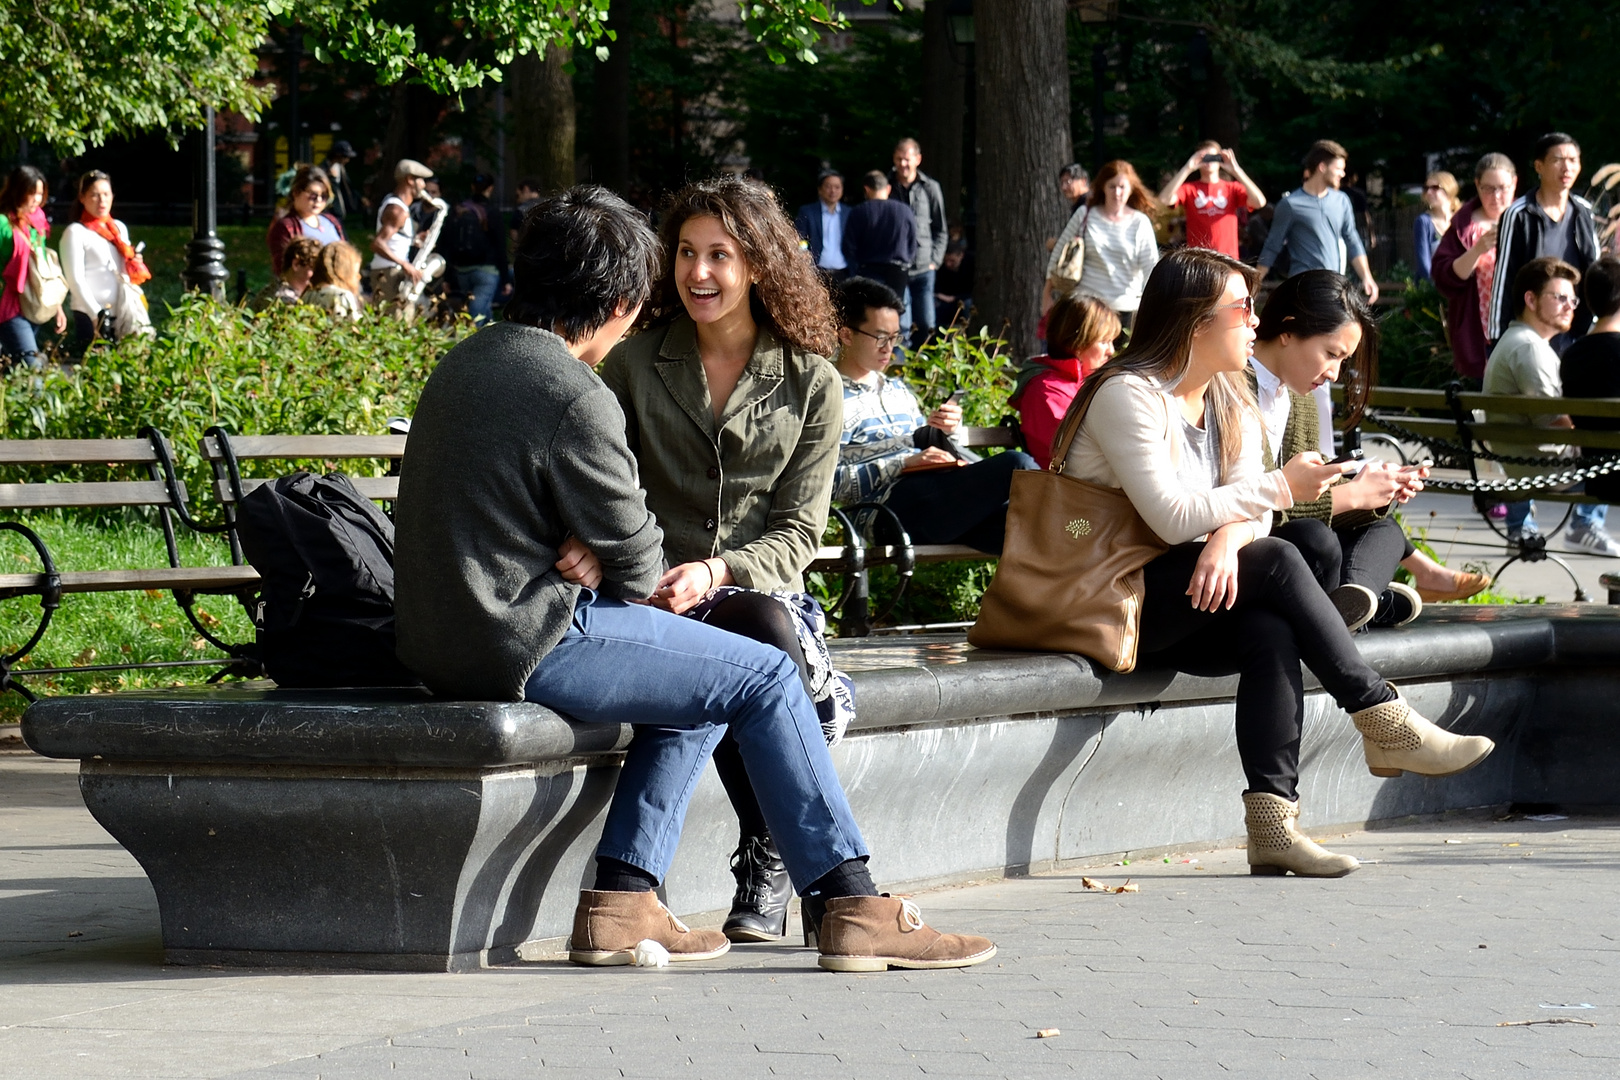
[1011,293,1119,468]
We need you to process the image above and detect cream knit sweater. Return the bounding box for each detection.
[1060,372,1293,545]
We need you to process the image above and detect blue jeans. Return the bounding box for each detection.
[901,269,936,349]
[522,593,867,888]
[457,265,500,323]
[0,315,45,369]
[1505,495,1607,535]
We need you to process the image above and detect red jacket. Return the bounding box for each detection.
[1430,199,1490,380]
[266,212,345,275]
[1015,356,1089,470]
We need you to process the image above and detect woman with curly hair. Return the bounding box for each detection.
[594,175,847,945]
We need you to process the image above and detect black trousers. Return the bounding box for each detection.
[883,450,1040,554]
[1272,516,1415,594]
[1137,537,1394,800]
[699,591,811,842]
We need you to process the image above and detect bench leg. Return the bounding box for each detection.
[843,570,872,637]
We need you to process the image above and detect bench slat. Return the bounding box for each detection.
[0,438,160,465]
[200,435,408,461]
[1362,416,1620,452]
[0,565,260,599]
[959,426,1018,448]
[215,475,400,504]
[808,543,996,570]
[1361,386,1620,420]
[0,480,183,509]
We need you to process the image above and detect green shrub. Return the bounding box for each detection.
[892,324,1015,428]
[0,296,473,500]
[1378,275,1459,390]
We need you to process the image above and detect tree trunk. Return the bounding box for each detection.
[510,42,578,194]
[593,0,632,192]
[1201,57,1242,151]
[920,0,966,226]
[374,81,443,207]
[976,0,1072,359]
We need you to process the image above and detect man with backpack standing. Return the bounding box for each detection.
[445,174,510,323]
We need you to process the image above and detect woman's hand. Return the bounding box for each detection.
[928,400,962,434]
[650,558,732,615]
[1332,462,1426,511]
[1467,220,1498,254]
[902,446,957,471]
[554,536,603,590]
[1280,452,1352,503]
[1187,523,1251,612]
[53,308,67,335]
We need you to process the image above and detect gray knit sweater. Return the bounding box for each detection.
[394,322,665,700]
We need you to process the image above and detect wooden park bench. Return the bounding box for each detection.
[1355,384,1620,599]
[810,424,1020,636]
[0,431,261,698]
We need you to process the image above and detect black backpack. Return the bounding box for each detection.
[234,472,420,688]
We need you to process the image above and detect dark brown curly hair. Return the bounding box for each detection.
[639,175,837,356]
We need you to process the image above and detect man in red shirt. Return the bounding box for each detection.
[1159,140,1267,258]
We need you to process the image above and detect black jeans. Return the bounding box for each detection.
[698,590,811,842]
[883,450,1040,554]
[1137,537,1395,801]
[1273,516,1415,593]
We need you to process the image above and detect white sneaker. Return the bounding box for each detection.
[1565,525,1620,556]
[1506,526,1540,548]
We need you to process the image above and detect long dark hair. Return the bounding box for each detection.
[0,165,47,224]
[1058,248,1261,475]
[1254,270,1378,429]
[639,175,838,356]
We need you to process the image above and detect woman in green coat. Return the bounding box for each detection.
[598,176,844,943]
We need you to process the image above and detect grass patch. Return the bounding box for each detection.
[0,512,255,722]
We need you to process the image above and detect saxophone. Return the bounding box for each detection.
[397,196,449,309]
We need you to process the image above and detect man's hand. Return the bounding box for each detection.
[1187,524,1250,612]
[928,400,962,434]
[903,447,957,471]
[650,559,730,615]
[1361,276,1380,305]
[401,262,423,284]
[554,536,603,590]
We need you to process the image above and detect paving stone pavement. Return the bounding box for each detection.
[3,748,1619,1079]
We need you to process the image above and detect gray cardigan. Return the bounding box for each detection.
[394,322,665,700]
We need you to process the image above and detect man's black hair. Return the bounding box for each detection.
[515,175,541,194]
[470,173,495,192]
[1583,256,1620,320]
[507,185,661,342]
[862,170,890,192]
[836,277,903,330]
[1533,131,1580,161]
[1058,163,1089,182]
[816,168,843,187]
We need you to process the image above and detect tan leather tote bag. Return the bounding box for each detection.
[968,373,1169,671]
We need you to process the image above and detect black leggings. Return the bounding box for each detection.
[699,590,811,841]
[1137,537,1395,801]
[1272,516,1416,594]
[883,450,1040,554]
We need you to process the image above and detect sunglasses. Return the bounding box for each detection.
[1214,296,1255,318]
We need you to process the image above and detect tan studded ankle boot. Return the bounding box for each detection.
[1349,686,1494,779]
[1243,792,1360,878]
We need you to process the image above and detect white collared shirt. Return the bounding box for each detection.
[1250,357,1290,462]
[819,203,846,270]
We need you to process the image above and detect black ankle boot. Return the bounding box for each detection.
[722,834,793,942]
[800,891,827,948]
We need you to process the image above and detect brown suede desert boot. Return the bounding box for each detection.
[567,889,731,966]
[817,895,996,972]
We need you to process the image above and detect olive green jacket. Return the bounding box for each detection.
[1248,368,1383,530]
[599,315,842,593]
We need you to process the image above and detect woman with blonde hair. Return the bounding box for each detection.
[1011,293,1120,469]
[1414,171,1461,281]
[1043,159,1162,326]
[303,242,364,321]
[1053,247,1495,877]
[591,175,848,944]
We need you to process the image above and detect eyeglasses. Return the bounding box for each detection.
[1542,293,1579,309]
[299,189,329,202]
[1214,296,1255,318]
[855,327,905,349]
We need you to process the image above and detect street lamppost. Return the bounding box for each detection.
[181,107,228,300]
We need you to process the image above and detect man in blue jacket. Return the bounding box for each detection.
[841,171,918,302]
[793,169,850,280]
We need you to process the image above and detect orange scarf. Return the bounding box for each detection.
[78,212,151,285]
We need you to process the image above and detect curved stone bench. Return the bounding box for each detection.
[22,606,1620,971]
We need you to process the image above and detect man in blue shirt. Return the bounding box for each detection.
[793,170,850,280]
[1258,140,1379,305]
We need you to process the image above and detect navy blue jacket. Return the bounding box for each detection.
[794,200,851,264]
[841,198,918,269]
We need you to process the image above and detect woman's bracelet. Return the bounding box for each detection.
[702,559,717,592]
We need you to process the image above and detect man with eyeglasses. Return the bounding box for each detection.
[1483,256,1615,553]
[830,278,1037,555]
[1487,132,1601,354]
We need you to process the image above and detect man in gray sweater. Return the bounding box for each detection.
[393,185,993,974]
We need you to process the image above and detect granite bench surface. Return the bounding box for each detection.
[22,605,1620,768]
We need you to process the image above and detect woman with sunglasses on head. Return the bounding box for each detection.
[592,176,851,945]
[1055,248,1495,877]
[1251,271,1491,628]
[267,165,346,276]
